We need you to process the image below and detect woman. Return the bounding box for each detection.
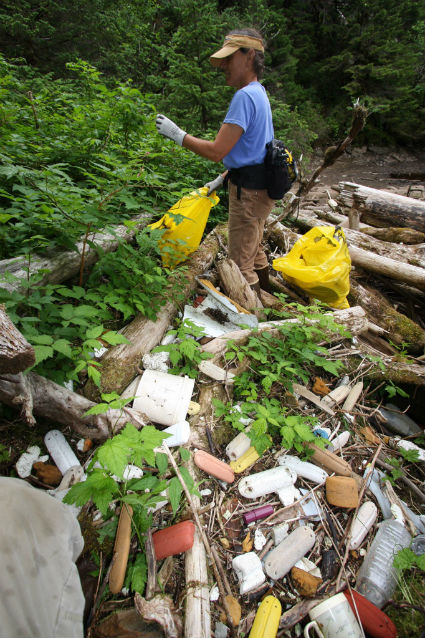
[156,28,275,293]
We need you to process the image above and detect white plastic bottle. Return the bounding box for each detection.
[355,519,411,608]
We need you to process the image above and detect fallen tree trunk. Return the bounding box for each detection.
[361,226,425,245]
[348,280,425,355]
[347,340,425,387]
[84,225,227,400]
[201,306,368,358]
[268,218,425,291]
[0,371,147,439]
[338,182,425,233]
[0,306,35,373]
[0,212,152,293]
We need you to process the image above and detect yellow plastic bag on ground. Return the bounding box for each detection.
[272,226,351,309]
[149,187,219,268]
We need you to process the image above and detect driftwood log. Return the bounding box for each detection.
[0,306,35,374]
[0,212,152,293]
[349,280,425,354]
[361,226,425,244]
[184,456,211,638]
[201,306,368,359]
[0,371,147,439]
[84,225,227,400]
[268,218,425,291]
[338,182,425,233]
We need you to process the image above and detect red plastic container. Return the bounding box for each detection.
[343,589,397,638]
[152,520,195,560]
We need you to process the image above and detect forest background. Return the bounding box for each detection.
[0,0,424,387]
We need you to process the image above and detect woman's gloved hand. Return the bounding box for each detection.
[155,114,187,146]
[204,174,224,195]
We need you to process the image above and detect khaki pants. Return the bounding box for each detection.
[228,181,275,285]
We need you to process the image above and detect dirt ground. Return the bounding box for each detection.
[305,145,425,201]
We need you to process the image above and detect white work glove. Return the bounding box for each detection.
[155,114,187,146]
[204,174,224,196]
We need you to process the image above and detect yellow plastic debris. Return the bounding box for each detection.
[249,595,282,638]
[272,226,351,309]
[149,187,219,268]
[230,446,260,474]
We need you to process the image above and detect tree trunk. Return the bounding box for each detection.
[338,182,425,233]
[347,339,425,387]
[0,213,152,293]
[0,306,35,373]
[216,258,263,313]
[0,371,147,439]
[84,225,227,400]
[361,226,425,245]
[348,280,425,354]
[201,306,368,358]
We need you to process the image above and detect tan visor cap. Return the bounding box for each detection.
[210,35,264,67]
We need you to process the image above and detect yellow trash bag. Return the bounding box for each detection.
[272,226,351,309]
[149,187,219,268]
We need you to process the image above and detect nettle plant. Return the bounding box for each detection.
[64,414,199,595]
[214,300,348,452]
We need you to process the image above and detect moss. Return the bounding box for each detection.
[386,570,425,636]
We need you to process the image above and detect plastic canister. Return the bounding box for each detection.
[264,526,316,580]
[133,370,194,426]
[348,501,377,550]
[44,430,81,475]
[278,454,328,484]
[355,519,411,608]
[226,430,252,461]
[152,520,195,560]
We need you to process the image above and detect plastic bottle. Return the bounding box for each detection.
[356,519,411,608]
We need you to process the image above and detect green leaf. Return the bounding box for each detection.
[31,334,54,345]
[126,553,147,595]
[33,344,54,365]
[88,365,102,388]
[52,338,73,358]
[168,476,182,514]
[179,447,190,462]
[96,437,130,478]
[101,331,130,345]
[155,452,168,474]
[63,470,119,516]
[85,325,104,339]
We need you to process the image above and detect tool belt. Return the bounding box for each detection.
[228,163,267,200]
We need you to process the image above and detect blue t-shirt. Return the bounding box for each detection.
[223,81,274,169]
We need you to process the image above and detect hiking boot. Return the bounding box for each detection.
[255,266,271,292]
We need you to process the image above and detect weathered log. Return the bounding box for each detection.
[216,258,263,313]
[84,225,227,400]
[338,182,425,233]
[0,306,35,373]
[347,339,425,387]
[184,458,211,638]
[276,208,425,269]
[0,372,146,439]
[201,306,368,358]
[348,280,425,354]
[361,226,425,244]
[0,212,152,292]
[268,217,425,290]
[349,244,425,291]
